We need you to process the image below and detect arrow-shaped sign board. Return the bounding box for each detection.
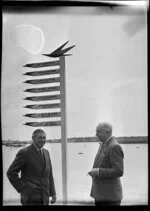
[24,103,61,109]
[23,68,60,76]
[24,112,61,118]
[24,94,60,101]
[24,86,60,93]
[24,77,60,85]
[23,60,60,68]
[24,121,61,127]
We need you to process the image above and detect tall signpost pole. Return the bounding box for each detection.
[23,41,75,205]
[60,56,67,204]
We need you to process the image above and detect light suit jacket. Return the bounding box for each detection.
[7,144,56,205]
[90,137,124,202]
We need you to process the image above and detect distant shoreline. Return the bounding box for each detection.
[2,136,148,147]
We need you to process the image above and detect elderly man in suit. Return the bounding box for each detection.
[7,128,56,205]
[88,122,124,206]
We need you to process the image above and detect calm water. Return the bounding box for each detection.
[3,143,148,205]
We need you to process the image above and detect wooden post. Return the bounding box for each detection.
[60,56,68,205]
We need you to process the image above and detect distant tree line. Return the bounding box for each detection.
[2,136,148,146]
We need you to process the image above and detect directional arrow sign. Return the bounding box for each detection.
[23,68,60,76]
[23,60,60,68]
[24,77,60,85]
[24,86,60,93]
[24,121,61,127]
[24,94,60,101]
[24,103,61,109]
[24,112,61,118]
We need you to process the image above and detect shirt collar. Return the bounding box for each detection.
[32,142,43,152]
[103,136,112,146]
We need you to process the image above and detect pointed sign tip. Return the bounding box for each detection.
[41,53,50,57]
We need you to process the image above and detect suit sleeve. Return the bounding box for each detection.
[98,145,124,178]
[48,154,56,196]
[6,149,25,193]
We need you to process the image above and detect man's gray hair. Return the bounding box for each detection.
[32,128,46,137]
[97,122,112,135]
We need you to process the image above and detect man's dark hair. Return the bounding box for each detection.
[32,129,45,137]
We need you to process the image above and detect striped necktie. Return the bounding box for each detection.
[39,149,44,163]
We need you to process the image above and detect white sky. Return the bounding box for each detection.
[2,6,147,141]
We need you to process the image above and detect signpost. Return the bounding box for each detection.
[23,68,60,76]
[24,77,60,85]
[23,60,60,68]
[24,112,61,118]
[24,94,60,101]
[24,121,61,127]
[59,56,67,205]
[23,41,75,205]
[24,86,60,93]
[24,103,61,109]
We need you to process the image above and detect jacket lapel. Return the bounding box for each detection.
[30,144,43,165]
[42,149,47,174]
[93,137,113,167]
[93,143,104,167]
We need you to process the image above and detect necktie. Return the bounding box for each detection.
[38,149,45,173]
[39,149,44,163]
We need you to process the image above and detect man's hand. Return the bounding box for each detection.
[88,168,99,177]
[51,195,57,204]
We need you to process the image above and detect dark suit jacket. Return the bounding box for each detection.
[7,144,56,205]
[90,137,124,202]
